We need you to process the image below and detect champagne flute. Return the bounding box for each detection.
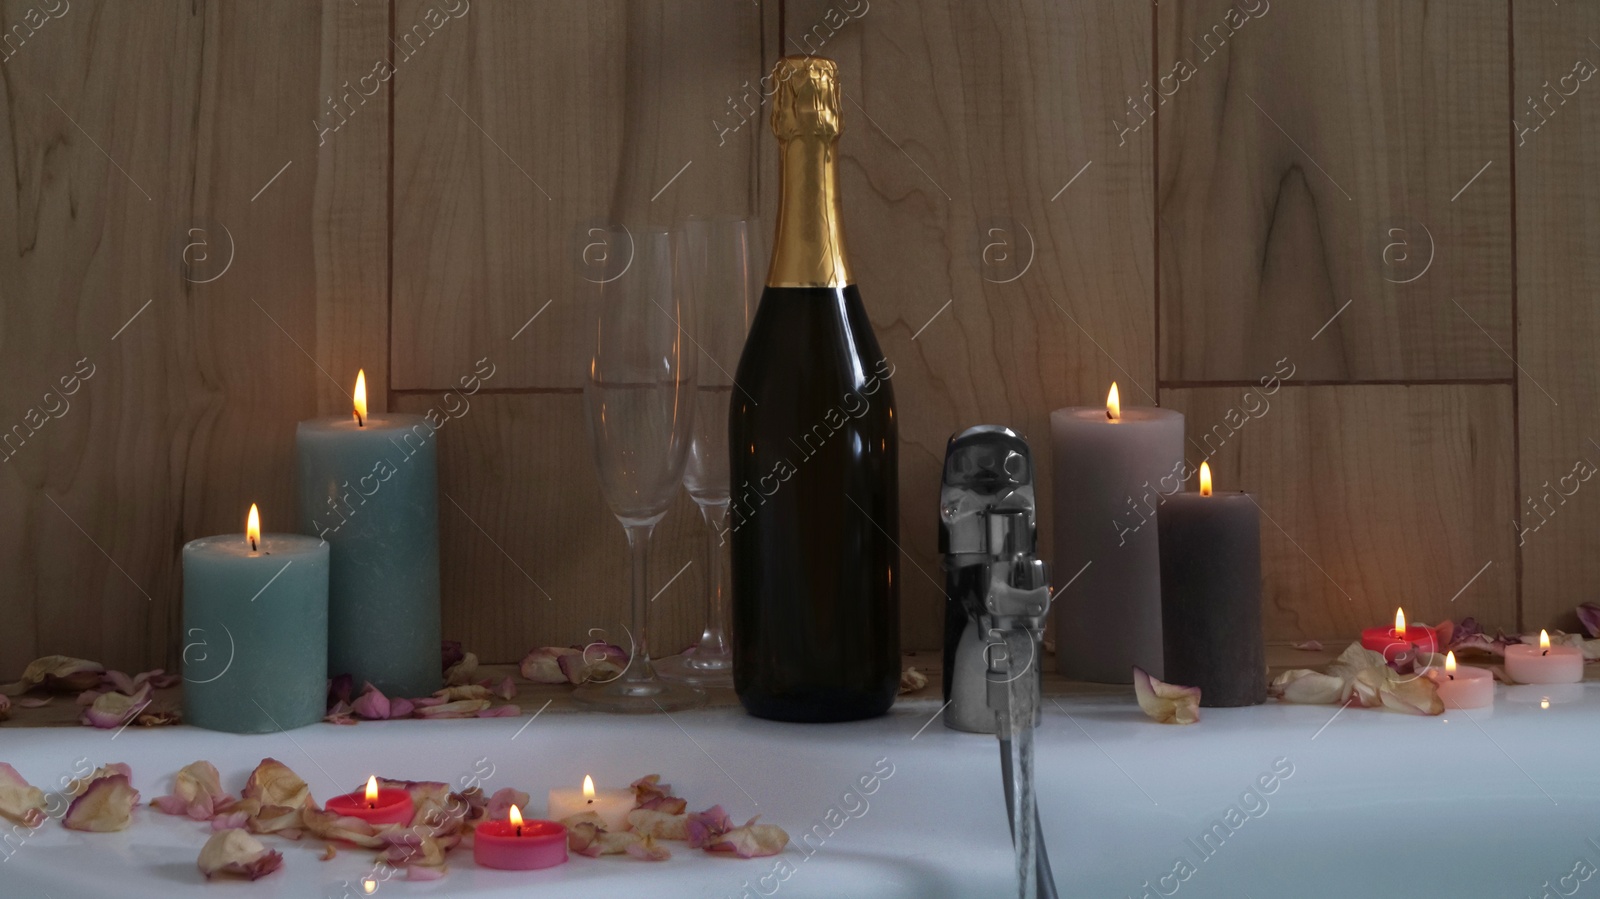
[577,226,704,712]
[659,216,757,685]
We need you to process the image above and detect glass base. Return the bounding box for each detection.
[571,676,706,713]
[656,650,734,687]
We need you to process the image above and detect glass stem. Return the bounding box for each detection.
[623,522,657,682]
[695,501,732,660]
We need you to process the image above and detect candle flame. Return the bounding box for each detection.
[1394,608,1407,640]
[353,369,368,426]
[1106,383,1121,421]
[583,775,595,799]
[1542,698,1551,709]
[365,776,379,805]
[1199,461,1213,497]
[246,504,260,551]
[1445,651,1457,674]
[1540,629,1551,650]
[509,804,523,828]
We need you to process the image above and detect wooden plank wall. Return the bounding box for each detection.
[0,0,1594,675]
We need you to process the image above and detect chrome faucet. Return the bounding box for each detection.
[939,425,1057,899]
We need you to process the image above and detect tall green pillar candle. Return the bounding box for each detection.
[182,507,330,733]
[297,399,441,698]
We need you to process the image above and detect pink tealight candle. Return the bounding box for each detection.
[324,776,414,827]
[474,805,568,871]
[1505,630,1583,685]
[1425,651,1494,709]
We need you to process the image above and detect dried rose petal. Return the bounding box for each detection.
[239,758,312,834]
[1291,640,1324,651]
[324,701,357,725]
[0,763,46,827]
[486,788,529,820]
[390,697,416,718]
[628,808,689,841]
[493,676,517,701]
[132,708,180,727]
[413,699,490,719]
[687,805,733,849]
[627,833,672,861]
[320,842,338,861]
[301,806,385,848]
[63,773,140,832]
[519,647,576,684]
[1579,604,1600,639]
[351,683,393,720]
[897,667,928,694]
[151,761,233,821]
[103,670,137,696]
[1377,675,1444,716]
[81,686,152,729]
[1132,666,1200,725]
[441,640,466,673]
[706,817,789,858]
[476,705,519,718]
[444,652,479,687]
[433,684,490,702]
[211,810,249,831]
[16,697,52,709]
[406,865,446,881]
[3,656,106,695]
[1269,669,1349,705]
[631,775,688,814]
[327,673,354,708]
[197,828,284,880]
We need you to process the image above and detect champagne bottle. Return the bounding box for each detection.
[729,56,900,722]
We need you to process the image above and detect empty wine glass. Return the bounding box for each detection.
[577,226,704,713]
[658,216,757,686]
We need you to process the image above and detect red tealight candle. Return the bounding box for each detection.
[1360,607,1438,663]
[475,805,568,871]
[325,776,414,827]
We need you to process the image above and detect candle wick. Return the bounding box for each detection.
[250,537,258,551]
[1543,649,1549,656]
[355,411,365,428]
[1447,674,1454,681]
[516,824,522,837]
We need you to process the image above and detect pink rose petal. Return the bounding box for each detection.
[706,817,789,858]
[519,647,574,684]
[211,811,249,831]
[80,685,152,729]
[63,774,140,832]
[350,683,392,720]
[486,788,530,821]
[1132,666,1201,725]
[0,763,46,827]
[197,829,284,881]
[3,655,105,695]
[389,697,415,718]
[16,697,53,709]
[1580,603,1600,639]
[406,865,446,881]
[413,699,490,719]
[493,676,517,701]
[687,805,732,849]
[627,833,672,861]
[475,705,519,718]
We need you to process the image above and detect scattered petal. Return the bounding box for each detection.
[0,763,47,827]
[321,843,338,861]
[406,864,447,881]
[102,670,137,696]
[1291,640,1324,652]
[707,817,789,858]
[433,684,490,702]
[2,656,106,695]
[63,773,139,832]
[211,811,249,831]
[897,667,928,694]
[132,709,180,727]
[493,676,517,701]
[1580,603,1600,639]
[16,697,53,709]
[628,808,689,841]
[151,761,233,821]
[327,673,354,708]
[486,788,530,821]
[1269,669,1349,705]
[301,805,384,848]
[1377,675,1445,716]
[133,669,181,690]
[323,701,357,725]
[413,699,491,719]
[626,833,672,861]
[390,697,416,718]
[519,647,575,685]
[197,829,284,881]
[239,758,312,834]
[687,805,733,849]
[1132,666,1201,725]
[475,705,519,718]
[441,640,466,673]
[81,686,152,729]
[631,775,687,814]
[351,683,392,720]
[444,652,479,687]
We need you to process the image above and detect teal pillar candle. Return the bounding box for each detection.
[182,523,330,734]
[297,411,441,697]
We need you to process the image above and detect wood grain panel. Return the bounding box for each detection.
[1158,0,1511,382]
[390,0,762,391]
[781,0,1154,650]
[0,0,389,675]
[1162,385,1516,641]
[1515,1,1600,633]
[393,392,706,663]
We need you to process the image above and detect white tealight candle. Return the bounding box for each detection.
[546,775,632,830]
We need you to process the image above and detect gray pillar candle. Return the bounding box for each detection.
[1157,464,1265,707]
[1051,385,1184,683]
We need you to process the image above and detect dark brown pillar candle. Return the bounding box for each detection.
[1157,466,1265,707]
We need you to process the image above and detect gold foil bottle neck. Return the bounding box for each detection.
[766,56,853,289]
[770,56,844,142]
